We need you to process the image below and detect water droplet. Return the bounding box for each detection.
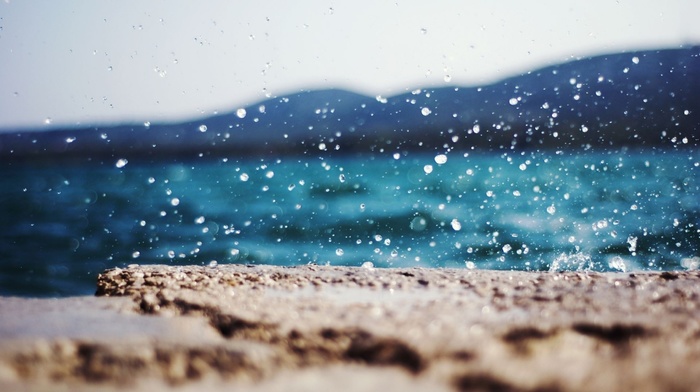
[546,205,556,215]
[195,216,205,224]
[390,250,399,257]
[502,244,512,253]
[170,197,180,206]
[65,137,76,143]
[608,256,626,272]
[632,56,639,64]
[434,154,448,164]
[198,124,208,132]
[509,97,519,106]
[335,248,344,256]
[465,261,476,269]
[423,164,433,174]
[115,158,128,168]
[627,236,638,253]
[339,174,346,183]
[236,108,247,118]
[132,251,140,258]
[208,260,218,268]
[420,28,427,35]
[265,171,274,179]
[410,216,427,231]
[421,107,432,116]
[287,184,296,191]
[361,261,375,269]
[450,219,462,231]
[519,163,527,171]
[239,173,249,181]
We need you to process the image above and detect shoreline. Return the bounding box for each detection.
[2,265,700,391]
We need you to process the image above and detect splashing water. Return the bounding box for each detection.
[549,253,595,272]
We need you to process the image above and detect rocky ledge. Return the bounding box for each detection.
[2,264,700,391]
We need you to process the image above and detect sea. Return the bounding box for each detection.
[1,148,699,297]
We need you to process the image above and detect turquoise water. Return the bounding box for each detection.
[1,149,699,296]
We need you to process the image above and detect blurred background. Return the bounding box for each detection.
[2,0,699,130]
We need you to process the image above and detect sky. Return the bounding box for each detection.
[1,0,699,130]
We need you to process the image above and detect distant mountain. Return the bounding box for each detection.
[1,46,698,162]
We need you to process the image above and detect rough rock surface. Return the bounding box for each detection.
[2,264,700,391]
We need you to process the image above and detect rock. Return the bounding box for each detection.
[2,265,700,391]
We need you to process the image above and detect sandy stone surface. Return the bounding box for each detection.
[2,264,700,391]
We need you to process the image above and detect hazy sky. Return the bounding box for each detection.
[1,0,699,129]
